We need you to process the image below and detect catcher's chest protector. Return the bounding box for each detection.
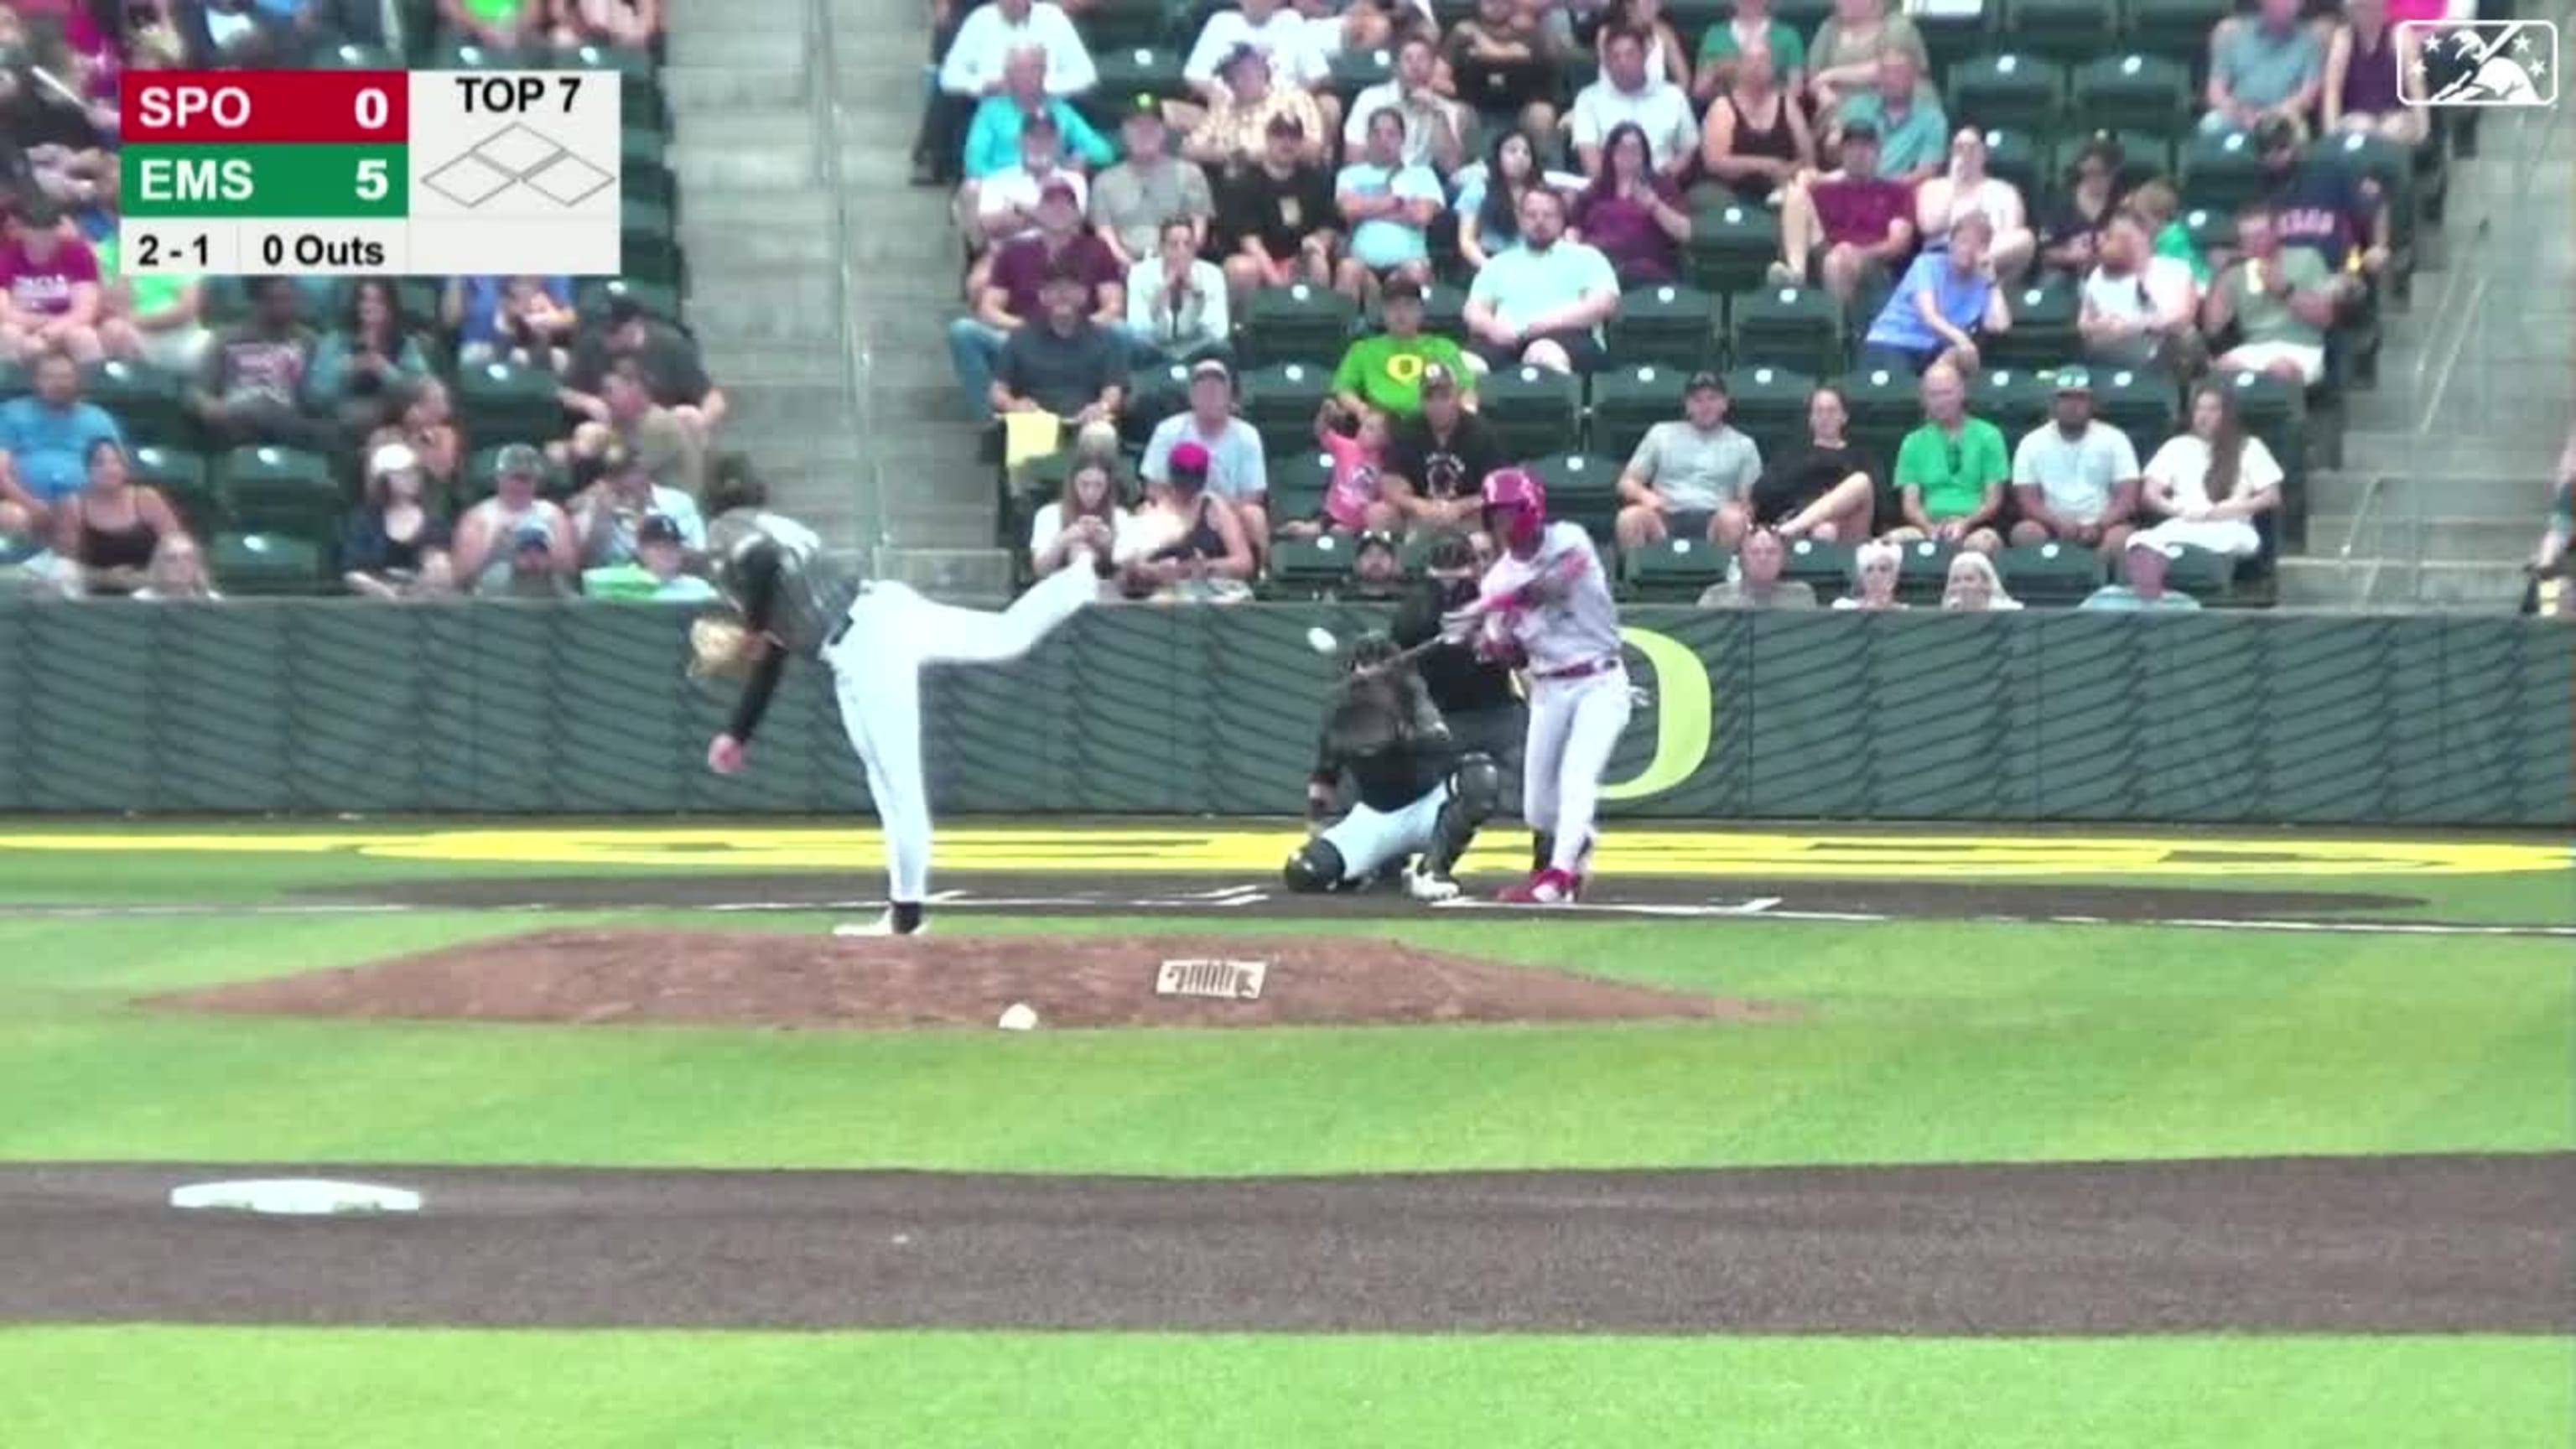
[708,508,852,659]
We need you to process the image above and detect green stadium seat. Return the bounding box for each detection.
[2090,365,2181,455]
[1722,363,1816,460]
[1239,360,1334,439]
[557,42,667,132]
[464,444,574,501]
[1946,54,2065,135]
[1363,280,1470,340]
[2182,125,2267,214]
[1268,532,1360,595]
[1589,363,1690,461]
[2073,53,2192,137]
[2121,0,2232,67]
[1525,451,1622,537]
[201,276,330,327]
[1779,537,1854,595]
[1605,282,1719,369]
[1730,283,1841,376]
[307,41,398,69]
[1836,362,1923,465]
[1911,4,1987,78]
[1988,273,2079,369]
[219,445,340,541]
[1268,449,1336,523]
[2310,130,2416,251]
[1478,366,1583,458]
[577,278,683,325]
[1978,127,2047,205]
[127,446,221,537]
[1968,366,2054,440]
[81,360,194,450]
[1623,536,1732,600]
[620,198,684,289]
[455,360,570,448]
[1123,359,1195,438]
[2075,127,2176,192]
[1084,47,1192,127]
[1083,0,1174,49]
[433,39,528,69]
[210,531,334,595]
[1329,45,1397,101]
[1998,541,2106,605]
[2005,0,2116,61]
[1242,284,1358,367]
[2138,542,2233,602]
[1892,537,1955,600]
[1685,196,1783,297]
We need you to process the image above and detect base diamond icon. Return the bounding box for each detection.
[524,152,615,206]
[423,153,517,207]
[420,122,616,210]
[475,123,568,175]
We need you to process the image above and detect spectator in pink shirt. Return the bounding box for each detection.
[1285,398,1400,537]
[0,200,134,363]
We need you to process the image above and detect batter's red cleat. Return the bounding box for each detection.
[1498,868,1579,904]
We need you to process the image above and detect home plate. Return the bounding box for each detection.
[169,1179,423,1216]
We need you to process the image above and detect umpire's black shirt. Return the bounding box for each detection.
[1393,577,1518,719]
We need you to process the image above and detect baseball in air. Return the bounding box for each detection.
[1305,626,1338,656]
[997,1002,1041,1031]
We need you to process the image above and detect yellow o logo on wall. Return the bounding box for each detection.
[1602,626,1710,802]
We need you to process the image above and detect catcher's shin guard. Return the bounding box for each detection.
[1422,752,1500,879]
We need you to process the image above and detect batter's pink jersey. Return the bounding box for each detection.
[1480,522,1623,674]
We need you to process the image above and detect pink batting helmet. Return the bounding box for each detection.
[1480,467,1547,553]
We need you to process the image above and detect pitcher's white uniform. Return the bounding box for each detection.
[1478,520,1629,878]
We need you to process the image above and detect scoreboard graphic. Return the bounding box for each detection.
[119,70,622,277]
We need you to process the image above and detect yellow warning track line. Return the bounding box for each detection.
[0,826,2563,879]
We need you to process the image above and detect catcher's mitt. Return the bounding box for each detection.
[687,615,757,679]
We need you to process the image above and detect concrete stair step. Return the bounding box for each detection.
[656,65,812,111]
[2304,515,2541,560]
[666,25,812,69]
[875,546,1016,600]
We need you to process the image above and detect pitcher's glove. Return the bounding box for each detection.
[687,615,757,679]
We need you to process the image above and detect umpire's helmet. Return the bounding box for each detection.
[1343,630,1402,674]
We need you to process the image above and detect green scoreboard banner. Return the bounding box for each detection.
[0,600,2567,825]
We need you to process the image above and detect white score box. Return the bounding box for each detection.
[404,70,623,276]
[116,221,243,276]
[237,220,412,276]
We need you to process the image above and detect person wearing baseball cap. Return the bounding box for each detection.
[987,261,1130,421]
[1094,96,1216,267]
[974,114,1092,253]
[1182,39,1328,170]
[1125,435,1257,601]
[1383,361,1509,532]
[959,48,1115,187]
[1613,370,1762,551]
[450,443,574,597]
[2079,535,2201,611]
[580,512,720,602]
[1769,118,1915,308]
[2005,366,2142,562]
[1331,273,1474,419]
[955,153,1125,419]
[1142,356,1270,546]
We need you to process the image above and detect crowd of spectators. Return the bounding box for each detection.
[918,0,2516,610]
[0,0,748,605]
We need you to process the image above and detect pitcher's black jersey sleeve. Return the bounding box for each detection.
[725,540,789,743]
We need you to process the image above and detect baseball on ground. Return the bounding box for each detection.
[997,1002,1041,1031]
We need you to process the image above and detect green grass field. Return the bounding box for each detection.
[2,822,2568,1446]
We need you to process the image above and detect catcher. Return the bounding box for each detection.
[1282,631,1500,903]
[692,469,1111,937]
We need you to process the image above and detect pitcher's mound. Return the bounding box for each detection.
[152,929,1783,1031]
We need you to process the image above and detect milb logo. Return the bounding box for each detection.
[2399,19,2559,107]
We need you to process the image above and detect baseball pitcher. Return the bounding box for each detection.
[1282,631,1500,902]
[693,472,1109,937]
[1450,467,1629,904]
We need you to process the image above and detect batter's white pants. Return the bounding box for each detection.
[822,564,1098,903]
[1523,667,1631,874]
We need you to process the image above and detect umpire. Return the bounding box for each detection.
[1392,534,1525,777]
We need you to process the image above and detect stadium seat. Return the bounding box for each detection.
[1623,536,1732,600]
[1268,449,1336,525]
[1605,282,1719,369]
[1987,273,2079,369]
[432,39,528,69]
[2181,126,2267,214]
[1779,538,1855,595]
[1329,46,1396,102]
[308,41,397,69]
[2312,130,2418,253]
[1085,47,1191,125]
[1913,4,1989,78]
[2179,205,2233,259]
[80,360,194,449]
[2121,0,2233,67]
[1524,451,1621,537]
[1730,283,1841,376]
[456,360,571,448]
[1241,284,1357,367]
[1478,366,1583,458]
[1685,196,1783,297]
[1979,127,2047,205]
[621,198,685,289]
[2078,127,2177,192]
[1722,364,1816,460]
[558,41,668,133]
[1997,542,2105,605]
[1968,366,2054,439]
[578,278,683,326]
[1123,360,1194,439]
[2090,366,2182,455]
[1268,532,1359,595]
[1363,280,1470,340]
[2142,542,2235,602]
[2072,53,2191,137]
[219,445,340,541]
[1083,0,1176,53]
[1835,363,1922,465]
[210,531,333,595]
[127,446,221,537]
[1240,361,1335,439]
[1946,54,2064,135]
[2005,0,2116,62]
[1893,536,1955,595]
[1589,363,1690,461]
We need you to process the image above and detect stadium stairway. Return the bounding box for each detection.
[663,0,1004,595]
[2282,96,2574,611]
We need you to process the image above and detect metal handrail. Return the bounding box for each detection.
[809,0,883,565]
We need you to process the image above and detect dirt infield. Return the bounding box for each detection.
[3,1154,2568,1334]
[336,872,2428,924]
[149,928,1773,1031]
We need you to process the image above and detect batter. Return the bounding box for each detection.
[1457,467,1630,904]
[1283,632,1499,902]
[698,475,1108,937]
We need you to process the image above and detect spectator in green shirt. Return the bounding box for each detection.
[1885,361,2007,554]
[1329,278,1476,418]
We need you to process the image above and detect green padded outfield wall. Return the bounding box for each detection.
[0,600,2568,825]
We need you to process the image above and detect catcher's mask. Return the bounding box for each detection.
[1343,630,1402,675]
